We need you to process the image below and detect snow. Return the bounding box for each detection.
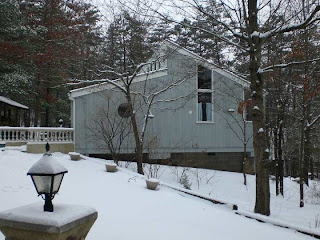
[146,178,159,183]
[0,203,96,228]
[0,150,319,240]
[251,31,260,38]
[258,128,264,133]
[27,154,68,175]
[68,152,80,156]
[105,162,117,167]
[253,106,260,111]
[0,96,29,110]
[1,145,26,152]
[236,210,320,237]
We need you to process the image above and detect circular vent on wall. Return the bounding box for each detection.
[118,103,131,118]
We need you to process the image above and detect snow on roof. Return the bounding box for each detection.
[0,96,29,110]
[27,154,68,175]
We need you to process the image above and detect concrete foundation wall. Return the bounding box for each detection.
[168,152,253,172]
[27,143,74,154]
[5,142,27,146]
[89,152,254,173]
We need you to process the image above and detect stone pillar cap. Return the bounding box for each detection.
[0,203,97,233]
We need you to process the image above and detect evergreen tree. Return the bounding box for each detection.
[67,1,102,81]
[0,0,32,103]
[102,11,152,77]
[18,0,101,126]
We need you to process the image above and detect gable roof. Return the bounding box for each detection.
[70,40,250,99]
[161,40,250,88]
[0,96,29,110]
[69,68,168,99]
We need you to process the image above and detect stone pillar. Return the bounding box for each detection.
[0,203,97,240]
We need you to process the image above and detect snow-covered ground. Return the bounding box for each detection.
[0,150,319,240]
[134,161,320,230]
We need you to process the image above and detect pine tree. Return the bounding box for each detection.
[0,0,32,104]
[102,11,152,77]
[18,0,102,126]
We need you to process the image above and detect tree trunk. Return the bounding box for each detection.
[243,143,247,186]
[310,156,314,180]
[274,128,279,196]
[126,93,144,175]
[299,117,305,208]
[242,117,247,185]
[304,122,311,186]
[302,0,310,187]
[44,88,50,127]
[248,0,270,216]
[278,121,284,196]
[33,74,42,127]
[34,95,40,127]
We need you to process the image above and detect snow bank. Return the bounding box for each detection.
[0,151,318,240]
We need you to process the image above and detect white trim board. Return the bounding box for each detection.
[69,69,168,99]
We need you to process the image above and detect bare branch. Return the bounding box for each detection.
[259,58,320,73]
[306,115,320,130]
[260,6,320,39]
[152,7,248,52]
[191,0,248,41]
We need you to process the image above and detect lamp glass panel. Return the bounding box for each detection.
[32,175,52,194]
[52,174,64,193]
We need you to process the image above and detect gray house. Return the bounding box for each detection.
[69,40,253,172]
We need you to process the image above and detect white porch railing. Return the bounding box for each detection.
[0,127,74,143]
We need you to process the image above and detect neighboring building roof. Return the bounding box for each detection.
[0,96,29,110]
[69,40,250,99]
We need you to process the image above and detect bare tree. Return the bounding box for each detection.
[89,94,132,164]
[215,77,253,186]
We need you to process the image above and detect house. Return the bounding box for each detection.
[69,40,253,172]
[0,96,29,127]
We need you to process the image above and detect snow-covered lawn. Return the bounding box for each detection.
[134,162,320,230]
[0,150,319,240]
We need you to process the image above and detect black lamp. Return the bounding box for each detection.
[27,143,68,212]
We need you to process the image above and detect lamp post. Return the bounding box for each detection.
[59,118,63,127]
[0,143,97,240]
[27,143,68,212]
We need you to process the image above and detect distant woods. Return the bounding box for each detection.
[0,0,232,127]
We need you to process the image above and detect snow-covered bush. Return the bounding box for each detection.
[179,172,192,190]
[143,163,163,179]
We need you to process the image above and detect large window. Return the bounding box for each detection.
[197,65,213,122]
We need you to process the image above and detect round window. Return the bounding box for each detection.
[118,103,131,118]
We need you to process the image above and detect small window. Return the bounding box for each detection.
[198,65,212,89]
[197,65,213,122]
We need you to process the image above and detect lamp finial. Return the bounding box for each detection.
[45,142,50,153]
